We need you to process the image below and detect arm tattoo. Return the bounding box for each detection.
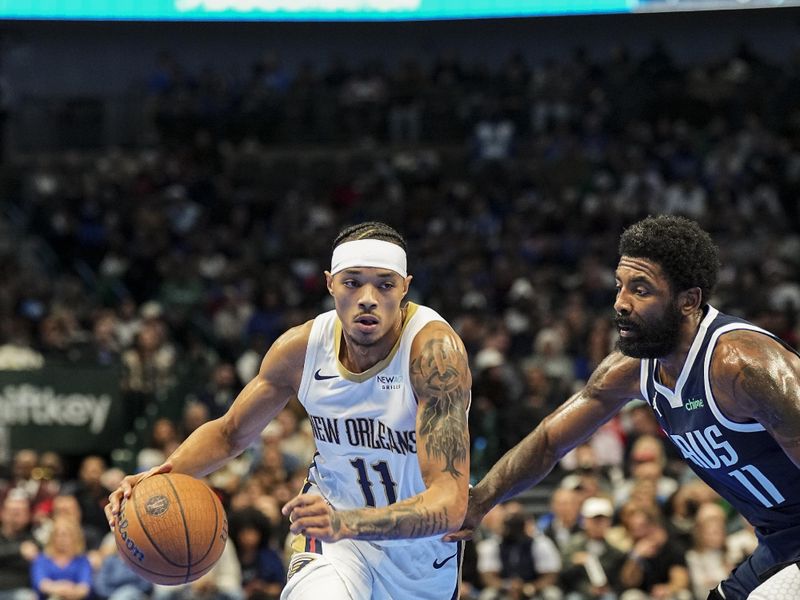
[409,337,470,479]
[330,511,342,535]
[340,497,449,540]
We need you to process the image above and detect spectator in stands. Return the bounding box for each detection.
[228,507,284,600]
[91,310,121,367]
[614,435,678,508]
[616,502,691,600]
[0,490,39,600]
[560,496,626,600]
[0,317,44,371]
[387,59,424,145]
[37,310,85,362]
[30,517,92,600]
[34,494,104,558]
[0,451,53,510]
[725,518,758,571]
[472,100,516,165]
[1,451,33,502]
[30,468,63,529]
[197,362,241,420]
[558,443,619,501]
[685,503,732,600]
[476,502,562,600]
[136,417,180,473]
[93,535,152,600]
[523,327,576,400]
[152,542,242,600]
[537,487,582,553]
[619,403,683,478]
[121,320,175,396]
[664,479,721,557]
[61,456,109,541]
[180,401,211,439]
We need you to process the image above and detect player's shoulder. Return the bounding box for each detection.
[408,314,470,385]
[586,350,643,399]
[261,320,314,375]
[410,317,465,356]
[712,328,794,374]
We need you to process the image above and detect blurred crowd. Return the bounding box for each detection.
[1,39,800,599]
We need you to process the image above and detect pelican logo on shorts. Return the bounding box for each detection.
[145,495,170,517]
[286,553,319,582]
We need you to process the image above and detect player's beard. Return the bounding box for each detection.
[615,301,683,359]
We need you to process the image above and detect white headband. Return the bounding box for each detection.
[330,239,407,277]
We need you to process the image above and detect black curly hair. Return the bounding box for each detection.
[332,221,406,251]
[618,215,720,306]
[228,506,273,549]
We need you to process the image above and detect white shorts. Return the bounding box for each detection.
[747,561,800,599]
[281,533,463,600]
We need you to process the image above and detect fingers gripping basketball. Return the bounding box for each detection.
[114,473,228,585]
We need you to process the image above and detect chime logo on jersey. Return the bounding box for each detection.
[684,398,704,411]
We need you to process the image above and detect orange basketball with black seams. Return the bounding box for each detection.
[114,473,228,585]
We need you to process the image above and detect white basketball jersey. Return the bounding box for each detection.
[297,302,445,515]
[285,302,465,600]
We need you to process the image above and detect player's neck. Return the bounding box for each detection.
[657,309,704,386]
[340,308,405,373]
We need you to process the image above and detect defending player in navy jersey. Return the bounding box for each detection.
[106,222,471,600]
[447,215,800,600]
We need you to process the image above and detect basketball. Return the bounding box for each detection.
[114,473,228,585]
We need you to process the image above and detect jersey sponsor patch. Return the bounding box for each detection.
[376,374,404,390]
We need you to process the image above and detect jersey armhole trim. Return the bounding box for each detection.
[703,323,767,433]
[297,315,327,405]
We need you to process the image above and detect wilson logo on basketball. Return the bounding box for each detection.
[145,495,169,516]
[117,504,145,563]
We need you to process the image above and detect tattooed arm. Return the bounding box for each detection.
[712,330,800,469]
[283,321,471,541]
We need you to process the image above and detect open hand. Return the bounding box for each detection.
[104,462,173,530]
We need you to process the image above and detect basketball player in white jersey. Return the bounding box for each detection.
[106,222,472,600]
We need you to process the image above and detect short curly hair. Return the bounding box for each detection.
[619,215,719,305]
[333,221,406,251]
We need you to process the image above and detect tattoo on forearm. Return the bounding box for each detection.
[330,511,342,535]
[410,338,470,478]
[342,497,449,540]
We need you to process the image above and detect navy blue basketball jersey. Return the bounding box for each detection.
[640,305,800,533]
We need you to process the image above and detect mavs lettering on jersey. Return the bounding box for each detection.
[641,306,800,532]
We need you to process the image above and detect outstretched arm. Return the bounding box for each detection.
[284,321,471,541]
[106,322,310,527]
[713,330,800,469]
[451,351,641,539]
